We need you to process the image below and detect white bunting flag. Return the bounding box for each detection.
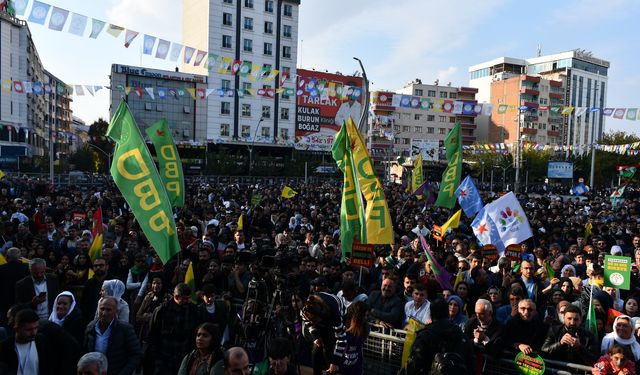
[144,87,155,100]
[68,13,88,36]
[169,43,183,62]
[143,35,156,55]
[48,7,69,31]
[124,30,139,48]
[155,39,171,59]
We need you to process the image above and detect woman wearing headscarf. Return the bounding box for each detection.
[447,295,468,330]
[94,279,130,323]
[601,315,640,368]
[49,291,83,344]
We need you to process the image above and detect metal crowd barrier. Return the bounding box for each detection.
[363,325,594,375]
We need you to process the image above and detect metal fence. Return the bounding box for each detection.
[363,325,594,375]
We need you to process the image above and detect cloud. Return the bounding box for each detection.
[106,0,181,40]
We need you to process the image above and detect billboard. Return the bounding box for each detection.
[411,139,439,162]
[547,161,573,179]
[295,69,363,151]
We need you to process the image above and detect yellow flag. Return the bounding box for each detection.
[0,170,5,179]
[249,64,262,82]
[0,253,6,265]
[453,269,464,289]
[345,117,393,245]
[184,261,197,302]
[281,186,298,198]
[411,153,423,197]
[585,222,593,242]
[440,209,462,236]
[237,214,244,231]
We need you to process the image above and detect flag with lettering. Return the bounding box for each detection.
[483,192,532,248]
[471,206,505,255]
[145,119,185,208]
[411,153,423,196]
[435,123,462,209]
[332,120,366,259]
[455,175,483,217]
[345,117,393,245]
[107,101,180,264]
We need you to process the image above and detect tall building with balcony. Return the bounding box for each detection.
[181,0,300,156]
[489,75,564,145]
[469,49,609,152]
[44,70,73,160]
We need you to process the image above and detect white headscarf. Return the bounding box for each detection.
[48,291,76,326]
[102,279,126,299]
[601,315,640,360]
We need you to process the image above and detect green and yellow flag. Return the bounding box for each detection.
[435,123,462,209]
[345,118,393,246]
[145,119,185,207]
[332,121,366,258]
[411,153,423,197]
[184,261,197,302]
[106,101,180,264]
[281,186,297,198]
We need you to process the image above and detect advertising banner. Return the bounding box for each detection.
[411,139,439,161]
[295,69,363,151]
[547,161,574,179]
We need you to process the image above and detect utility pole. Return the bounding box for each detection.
[589,79,600,189]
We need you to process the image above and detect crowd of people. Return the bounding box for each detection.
[0,174,638,375]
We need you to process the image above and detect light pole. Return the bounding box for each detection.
[353,57,370,134]
[480,161,485,188]
[589,81,600,190]
[248,117,264,175]
[514,109,524,193]
[87,143,112,174]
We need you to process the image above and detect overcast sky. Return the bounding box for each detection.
[25,0,640,134]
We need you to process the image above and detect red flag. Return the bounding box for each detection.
[607,308,623,328]
[91,207,103,238]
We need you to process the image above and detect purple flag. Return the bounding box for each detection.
[419,234,453,291]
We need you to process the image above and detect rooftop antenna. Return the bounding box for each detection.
[537,43,542,57]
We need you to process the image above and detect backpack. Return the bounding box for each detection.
[429,339,467,375]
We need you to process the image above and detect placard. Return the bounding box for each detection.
[604,255,632,290]
[505,244,521,262]
[514,352,545,375]
[482,245,498,261]
[432,225,443,241]
[351,242,374,268]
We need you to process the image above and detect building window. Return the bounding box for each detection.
[244,17,253,30]
[402,126,410,132]
[280,128,289,140]
[393,125,400,132]
[220,124,230,137]
[427,127,434,134]
[264,43,273,55]
[265,0,273,12]
[282,46,291,58]
[264,21,273,34]
[281,107,289,120]
[283,4,292,16]
[427,90,436,97]
[414,89,423,96]
[449,92,457,99]
[241,125,251,138]
[156,104,163,112]
[283,25,292,38]
[261,127,270,137]
[414,114,421,121]
[414,126,422,133]
[439,91,448,98]
[242,104,251,117]
[449,117,456,123]
[221,102,231,115]
[223,0,232,3]
[262,105,271,118]
[145,103,153,111]
[243,38,253,52]
[438,128,446,134]
[242,82,252,91]
[222,35,232,48]
[223,13,233,26]
[427,115,435,121]
[438,115,447,122]
[244,0,253,8]
[222,79,231,89]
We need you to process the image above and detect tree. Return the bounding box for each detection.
[87,118,113,173]
[67,147,97,172]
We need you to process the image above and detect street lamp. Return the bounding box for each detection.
[87,143,113,173]
[248,117,264,175]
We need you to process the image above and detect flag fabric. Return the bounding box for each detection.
[585,222,593,242]
[471,206,506,255]
[184,261,197,302]
[184,47,196,64]
[155,39,171,59]
[48,7,69,31]
[483,192,533,248]
[281,186,297,198]
[618,166,637,179]
[106,101,180,264]
[414,180,435,204]
[435,123,462,209]
[345,118,393,246]
[440,209,462,237]
[88,207,103,262]
[193,50,207,66]
[544,261,555,279]
[453,269,464,289]
[28,1,50,24]
[419,234,453,291]
[145,120,185,207]
[570,183,590,196]
[89,19,105,38]
[143,35,156,55]
[611,185,626,207]
[169,43,183,62]
[0,169,5,179]
[411,153,424,196]
[68,13,88,36]
[332,120,366,259]
[455,176,483,217]
[607,307,623,327]
[585,287,597,338]
[237,214,244,231]
[124,29,139,48]
[11,0,28,15]
[106,24,125,37]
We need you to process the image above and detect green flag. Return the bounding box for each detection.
[611,185,626,207]
[619,166,636,179]
[585,287,598,338]
[332,122,366,259]
[435,123,462,208]
[145,119,185,207]
[107,101,180,264]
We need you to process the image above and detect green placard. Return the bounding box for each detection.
[604,255,632,290]
[251,193,262,205]
[514,352,545,375]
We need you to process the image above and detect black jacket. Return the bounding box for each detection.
[540,325,598,365]
[0,262,28,323]
[367,291,404,328]
[84,319,142,375]
[463,317,505,356]
[408,319,475,374]
[14,273,60,315]
[197,301,236,347]
[504,315,547,352]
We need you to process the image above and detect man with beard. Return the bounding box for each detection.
[464,299,504,356]
[81,257,113,325]
[541,304,598,365]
